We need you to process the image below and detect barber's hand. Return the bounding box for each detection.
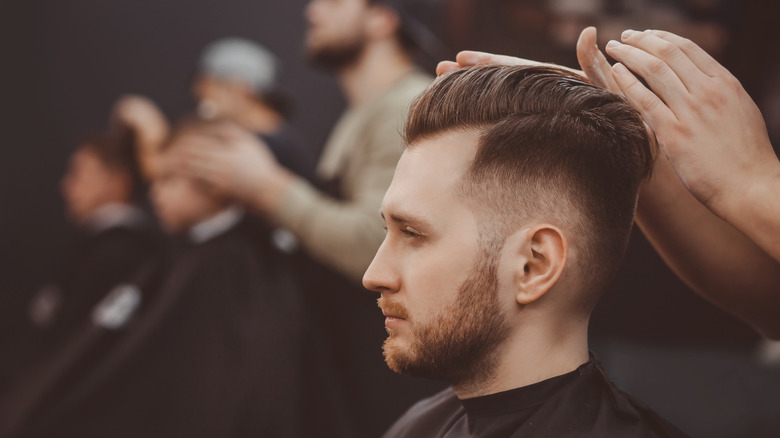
[175,122,274,198]
[175,122,294,211]
[436,49,585,77]
[604,29,778,212]
[111,95,170,180]
[111,95,169,138]
[437,27,619,93]
[574,27,621,93]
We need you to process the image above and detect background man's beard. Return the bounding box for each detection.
[383,251,511,389]
[305,37,365,72]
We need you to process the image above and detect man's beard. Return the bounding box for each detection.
[305,32,366,72]
[381,249,511,389]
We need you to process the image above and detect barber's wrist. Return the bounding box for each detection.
[250,165,297,215]
[718,160,780,228]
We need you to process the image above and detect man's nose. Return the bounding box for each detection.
[362,239,399,294]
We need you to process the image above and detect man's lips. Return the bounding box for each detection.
[378,297,409,332]
[381,309,406,320]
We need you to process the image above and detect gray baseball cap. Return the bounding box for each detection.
[197,37,280,96]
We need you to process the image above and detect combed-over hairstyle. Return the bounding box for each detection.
[405,65,655,298]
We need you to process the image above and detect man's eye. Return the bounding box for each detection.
[401,228,421,238]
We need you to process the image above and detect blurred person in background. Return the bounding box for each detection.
[18,130,159,373]
[10,118,304,438]
[176,0,447,436]
[0,129,160,436]
[114,37,318,261]
[193,37,318,183]
[113,37,317,184]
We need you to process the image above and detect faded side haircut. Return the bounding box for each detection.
[405,65,654,300]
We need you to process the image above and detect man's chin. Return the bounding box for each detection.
[382,336,412,375]
[382,337,442,382]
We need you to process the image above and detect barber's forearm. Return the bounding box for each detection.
[246,166,298,216]
[716,163,780,263]
[637,158,780,338]
[263,177,384,283]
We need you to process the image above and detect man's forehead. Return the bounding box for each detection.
[399,130,480,176]
[382,130,480,214]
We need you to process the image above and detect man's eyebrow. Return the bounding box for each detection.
[380,209,432,229]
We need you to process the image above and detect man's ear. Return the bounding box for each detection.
[505,224,568,305]
[365,4,401,40]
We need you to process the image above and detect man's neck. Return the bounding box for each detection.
[336,39,415,107]
[453,314,590,399]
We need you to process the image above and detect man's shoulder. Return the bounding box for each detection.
[383,387,462,438]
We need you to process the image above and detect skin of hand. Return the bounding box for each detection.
[604,30,780,256]
[111,95,168,133]
[111,95,170,181]
[439,28,780,338]
[436,51,584,77]
[174,122,296,214]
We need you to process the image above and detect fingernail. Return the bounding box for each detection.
[606,40,620,49]
[621,29,635,39]
[612,62,629,75]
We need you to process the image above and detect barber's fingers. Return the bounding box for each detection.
[175,146,228,179]
[454,50,585,76]
[174,132,224,151]
[618,30,710,95]
[177,119,245,145]
[611,62,677,135]
[605,39,689,109]
[645,30,730,78]
[436,52,536,76]
[456,50,529,67]
[576,27,620,93]
[436,60,459,76]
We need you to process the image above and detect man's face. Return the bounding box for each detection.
[193,76,243,121]
[363,130,512,386]
[61,147,122,224]
[150,149,223,234]
[304,0,370,70]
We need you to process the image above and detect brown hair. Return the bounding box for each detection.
[405,65,655,298]
[79,128,143,197]
[79,129,136,172]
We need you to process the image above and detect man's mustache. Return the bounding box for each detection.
[377,297,410,320]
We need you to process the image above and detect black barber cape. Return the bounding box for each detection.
[16,208,159,372]
[16,213,304,438]
[383,354,689,438]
